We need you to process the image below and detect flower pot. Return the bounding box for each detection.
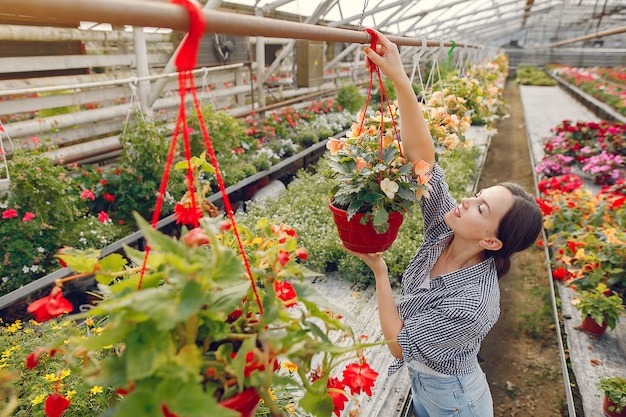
[329,201,404,253]
[581,315,608,336]
[219,388,260,417]
[603,395,626,417]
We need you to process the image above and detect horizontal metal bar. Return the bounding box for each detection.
[2,0,479,49]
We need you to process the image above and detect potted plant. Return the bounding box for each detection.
[597,376,626,417]
[23,149,383,417]
[323,104,432,253]
[572,283,625,336]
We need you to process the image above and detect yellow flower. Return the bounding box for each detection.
[66,390,77,399]
[31,394,46,405]
[44,373,58,383]
[282,361,298,373]
[90,386,104,395]
[285,402,296,415]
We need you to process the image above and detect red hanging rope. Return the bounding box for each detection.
[359,28,403,185]
[137,0,263,315]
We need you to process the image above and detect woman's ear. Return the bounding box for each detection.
[478,237,503,251]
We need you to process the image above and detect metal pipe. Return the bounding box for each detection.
[2,0,477,48]
[0,63,244,96]
[527,25,626,48]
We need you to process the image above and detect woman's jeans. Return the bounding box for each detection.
[407,362,494,417]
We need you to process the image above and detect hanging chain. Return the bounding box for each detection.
[358,0,370,31]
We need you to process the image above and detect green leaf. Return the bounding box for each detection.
[125,322,175,380]
[59,248,101,273]
[155,379,237,417]
[299,379,334,417]
[206,281,250,315]
[95,253,128,285]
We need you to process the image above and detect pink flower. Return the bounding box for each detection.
[97,211,110,223]
[22,212,35,222]
[2,209,17,219]
[80,189,95,200]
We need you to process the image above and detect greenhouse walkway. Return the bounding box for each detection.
[520,85,626,417]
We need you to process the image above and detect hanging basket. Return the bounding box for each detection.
[329,201,404,253]
[219,388,260,417]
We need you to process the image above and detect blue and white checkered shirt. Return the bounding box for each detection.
[388,163,500,376]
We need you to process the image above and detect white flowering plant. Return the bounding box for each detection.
[324,104,432,234]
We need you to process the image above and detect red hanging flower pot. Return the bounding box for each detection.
[329,201,404,253]
[219,388,260,417]
[581,315,608,336]
[603,395,626,417]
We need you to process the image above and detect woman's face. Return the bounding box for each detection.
[444,185,514,246]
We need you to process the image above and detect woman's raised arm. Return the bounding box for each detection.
[363,30,435,167]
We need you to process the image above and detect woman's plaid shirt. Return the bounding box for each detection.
[388,164,500,376]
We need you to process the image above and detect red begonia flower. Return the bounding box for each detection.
[295,247,308,260]
[277,249,290,266]
[173,203,202,227]
[27,287,74,322]
[274,280,297,307]
[342,361,379,396]
[327,377,348,417]
[44,394,70,417]
[22,212,35,222]
[103,193,115,203]
[182,227,210,247]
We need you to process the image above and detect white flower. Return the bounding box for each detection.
[380,178,399,199]
[37,247,46,253]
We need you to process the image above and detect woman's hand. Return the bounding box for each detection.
[363,29,408,85]
[341,244,388,277]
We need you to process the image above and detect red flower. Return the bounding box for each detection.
[537,240,544,248]
[182,227,210,247]
[97,211,110,223]
[609,195,626,210]
[115,382,135,396]
[2,209,17,219]
[327,377,348,417]
[274,280,297,307]
[173,203,202,227]
[26,348,45,369]
[231,350,265,377]
[103,193,115,203]
[342,361,379,396]
[21,212,35,222]
[161,404,179,417]
[551,267,569,282]
[295,247,308,260]
[277,249,290,266]
[44,394,70,417]
[567,240,586,254]
[27,287,74,322]
[80,189,95,200]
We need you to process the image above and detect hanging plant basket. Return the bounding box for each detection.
[329,200,404,253]
[219,388,260,417]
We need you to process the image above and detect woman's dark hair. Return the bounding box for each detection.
[489,182,543,277]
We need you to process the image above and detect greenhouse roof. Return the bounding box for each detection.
[224,0,626,48]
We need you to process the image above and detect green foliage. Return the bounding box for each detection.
[114,114,186,225]
[0,150,85,294]
[336,85,365,114]
[574,284,625,330]
[597,376,626,413]
[515,65,557,86]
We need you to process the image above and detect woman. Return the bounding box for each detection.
[346,31,543,416]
